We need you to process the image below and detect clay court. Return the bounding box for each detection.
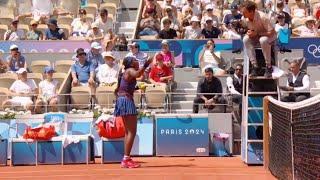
[0,156,275,180]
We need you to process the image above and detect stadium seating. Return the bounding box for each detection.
[0,73,17,89]
[70,86,92,109]
[54,60,74,73]
[145,85,167,109]
[95,85,116,109]
[0,87,10,110]
[53,73,68,90]
[27,73,43,85]
[30,60,51,73]
[0,24,8,40]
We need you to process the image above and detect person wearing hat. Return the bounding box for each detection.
[96,51,120,86]
[139,8,161,36]
[159,40,175,67]
[161,6,180,31]
[35,66,59,113]
[71,48,96,88]
[222,4,242,31]
[86,42,104,69]
[183,16,202,39]
[201,4,219,29]
[275,0,291,25]
[126,42,149,81]
[291,0,307,28]
[149,53,174,90]
[201,16,221,38]
[157,17,178,39]
[6,45,27,72]
[26,20,43,40]
[292,16,320,37]
[44,18,67,40]
[161,0,178,18]
[182,0,201,16]
[2,68,37,111]
[4,19,25,41]
[275,12,289,35]
[71,9,90,37]
[86,22,104,43]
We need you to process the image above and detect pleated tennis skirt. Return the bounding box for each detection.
[114,96,138,116]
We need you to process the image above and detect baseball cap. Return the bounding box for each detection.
[161,40,169,45]
[190,16,200,22]
[230,4,238,10]
[30,20,39,26]
[101,51,115,60]
[206,4,213,10]
[128,41,139,48]
[91,42,102,49]
[12,18,19,24]
[16,68,27,74]
[44,66,55,73]
[91,22,99,28]
[10,44,19,50]
[277,12,285,19]
[76,48,86,56]
[47,18,58,26]
[205,16,213,22]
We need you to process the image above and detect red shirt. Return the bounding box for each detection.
[149,65,172,82]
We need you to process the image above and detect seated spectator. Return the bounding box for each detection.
[114,34,128,51]
[292,16,320,37]
[71,9,91,37]
[161,6,180,31]
[201,17,221,38]
[2,68,37,111]
[226,64,243,118]
[180,7,193,26]
[71,48,95,88]
[44,18,67,40]
[193,67,225,113]
[222,4,242,31]
[35,66,59,113]
[275,1,291,25]
[126,42,148,81]
[18,0,53,24]
[4,19,25,41]
[201,5,219,29]
[86,22,104,43]
[105,40,121,63]
[158,40,175,67]
[85,42,104,70]
[222,19,241,39]
[183,16,202,39]
[96,52,120,86]
[26,20,43,40]
[200,0,218,10]
[95,9,111,35]
[199,39,225,75]
[291,0,307,27]
[149,53,174,90]
[6,45,26,73]
[158,18,178,39]
[280,60,310,102]
[162,0,178,18]
[139,9,161,36]
[142,0,163,19]
[313,3,320,20]
[182,0,201,16]
[104,28,117,42]
[275,12,289,36]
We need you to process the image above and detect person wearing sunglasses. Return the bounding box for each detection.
[26,20,43,40]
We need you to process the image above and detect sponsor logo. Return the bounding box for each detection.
[196,148,206,153]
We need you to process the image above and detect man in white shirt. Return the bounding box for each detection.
[280,60,310,102]
[226,64,243,118]
[96,51,120,86]
[94,9,112,35]
[2,68,37,111]
[4,19,25,41]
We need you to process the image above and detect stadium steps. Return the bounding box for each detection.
[116,0,140,39]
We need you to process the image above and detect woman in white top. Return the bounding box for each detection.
[183,16,202,39]
[96,52,120,87]
[2,68,37,111]
[71,9,91,37]
[291,0,307,27]
[292,16,320,37]
[35,66,59,113]
[94,9,111,35]
[199,39,225,76]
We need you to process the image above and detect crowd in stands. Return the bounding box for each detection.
[138,0,320,39]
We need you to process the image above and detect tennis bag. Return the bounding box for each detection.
[96,115,125,139]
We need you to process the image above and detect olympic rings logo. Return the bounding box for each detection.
[307,44,320,58]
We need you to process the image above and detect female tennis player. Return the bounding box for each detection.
[114,56,152,168]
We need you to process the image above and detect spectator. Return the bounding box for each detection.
[199,39,225,75]
[275,1,291,25]
[201,17,221,38]
[158,40,175,67]
[280,60,310,102]
[313,3,320,20]
[182,0,201,16]
[71,48,95,88]
[222,19,242,39]
[222,4,242,31]
[158,18,178,39]
[161,6,180,31]
[142,0,163,19]
[292,16,320,37]
[96,51,120,86]
[275,12,289,35]
[291,0,307,28]
[162,0,178,18]
[126,42,148,81]
[181,7,193,26]
[44,18,67,40]
[4,19,25,41]
[35,66,59,113]
[183,16,202,39]
[201,4,219,29]
[95,8,111,35]
[193,67,225,113]
[139,9,161,36]
[241,1,276,78]
[2,68,37,111]
[86,22,104,43]
[86,42,104,70]
[26,20,43,40]
[18,0,53,24]
[6,45,27,73]
[226,64,243,117]
[71,9,90,37]
[114,34,128,51]
[200,0,218,10]
[105,40,121,62]
[149,53,174,89]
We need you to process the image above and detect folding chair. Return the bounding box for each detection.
[70,86,92,110]
[95,85,116,109]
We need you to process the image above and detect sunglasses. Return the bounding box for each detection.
[78,53,86,56]
[236,68,242,71]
